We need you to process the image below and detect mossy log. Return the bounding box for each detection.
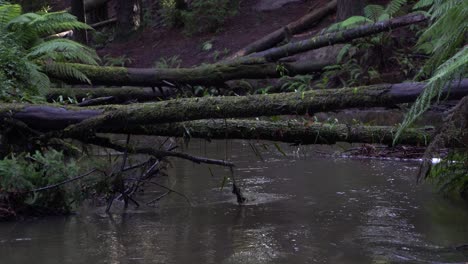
[239,13,427,62]
[107,119,433,146]
[46,60,328,87]
[46,14,426,87]
[2,80,467,133]
[231,0,337,58]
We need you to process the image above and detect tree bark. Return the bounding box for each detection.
[246,13,427,62]
[231,0,337,58]
[84,0,110,10]
[116,0,141,37]
[3,79,467,132]
[337,0,365,21]
[46,61,329,87]
[108,119,434,146]
[71,0,88,43]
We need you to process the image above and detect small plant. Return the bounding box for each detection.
[0,150,82,218]
[427,151,468,199]
[280,75,313,92]
[211,48,230,61]
[154,55,182,68]
[103,54,133,67]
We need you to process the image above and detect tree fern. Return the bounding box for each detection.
[0,3,99,101]
[0,3,20,29]
[394,0,468,143]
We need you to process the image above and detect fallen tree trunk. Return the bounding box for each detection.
[2,80,467,132]
[105,119,433,146]
[46,14,426,87]
[46,60,329,87]
[231,0,337,58]
[245,13,427,62]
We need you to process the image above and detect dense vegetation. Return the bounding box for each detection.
[0,0,466,219]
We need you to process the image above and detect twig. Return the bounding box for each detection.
[31,169,97,192]
[83,136,235,167]
[126,178,191,206]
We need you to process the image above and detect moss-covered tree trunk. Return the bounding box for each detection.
[46,61,329,86]
[3,80,467,133]
[231,0,337,58]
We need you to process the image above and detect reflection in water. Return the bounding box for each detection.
[0,140,467,264]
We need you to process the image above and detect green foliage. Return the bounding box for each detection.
[280,75,313,92]
[154,55,182,68]
[181,0,238,35]
[103,54,133,67]
[0,150,81,215]
[328,0,408,31]
[322,0,411,88]
[0,2,99,102]
[428,152,468,199]
[394,0,467,142]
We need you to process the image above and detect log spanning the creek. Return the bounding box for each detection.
[1,80,467,134]
[107,119,434,146]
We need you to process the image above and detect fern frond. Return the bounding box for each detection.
[413,0,434,9]
[43,62,91,84]
[364,5,384,21]
[24,61,50,95]
[327,16,373,32]
[30,11,93,36]
[27,38,100,65]
[0,3,20,30]
[394,46,468,144]
[385,0,407,17]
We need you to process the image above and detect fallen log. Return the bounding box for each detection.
[46,60,329,87]
[106,119,434,146]
[231,0,337,58]
[90,17,117,29]
[46,14,427,87]
[2,80,467,133]
[246,13,427,62]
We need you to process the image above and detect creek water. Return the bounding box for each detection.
[0,140,467,263]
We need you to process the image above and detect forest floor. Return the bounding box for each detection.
[96,0,333,67]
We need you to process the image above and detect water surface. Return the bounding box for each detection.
[1,140,467,263]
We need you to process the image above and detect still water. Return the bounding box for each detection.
[0,140,467,263]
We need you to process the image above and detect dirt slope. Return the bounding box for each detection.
[98,0,332,67]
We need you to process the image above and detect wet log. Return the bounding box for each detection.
[231,0,337,58]
[107,119,434,146]
[46,61,329,87]
[2,80,467,133]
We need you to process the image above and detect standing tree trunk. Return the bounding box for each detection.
[116,0,142,37]
[71,0,88,43]
[337,0,365,21]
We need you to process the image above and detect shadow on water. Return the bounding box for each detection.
[0,139,467,264]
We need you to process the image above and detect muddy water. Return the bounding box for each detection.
[1,140,467,263]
